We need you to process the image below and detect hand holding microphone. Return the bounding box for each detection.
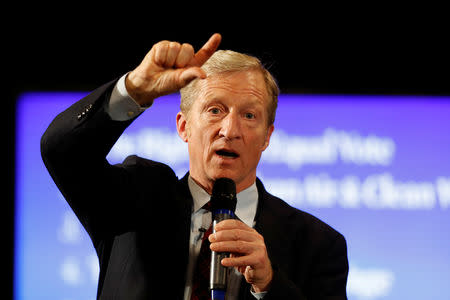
[209,178,273,298]
[209,178,237,299]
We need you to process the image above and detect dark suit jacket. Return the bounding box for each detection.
[41,79,349,299]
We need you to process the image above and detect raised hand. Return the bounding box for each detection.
[125,33,222,106]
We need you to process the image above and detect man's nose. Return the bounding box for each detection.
[219,112,242,140]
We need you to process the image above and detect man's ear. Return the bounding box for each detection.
[261,124,274,151]
[176,112,189,142]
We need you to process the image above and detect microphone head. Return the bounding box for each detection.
[211,178,237,213]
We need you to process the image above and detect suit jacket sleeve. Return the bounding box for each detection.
[40,79,145,248]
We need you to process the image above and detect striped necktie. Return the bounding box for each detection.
[191,201,212,300]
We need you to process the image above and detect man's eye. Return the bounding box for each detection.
[210,108,220,114]
[245,112,255,119]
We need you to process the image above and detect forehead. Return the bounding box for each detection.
[195,70,269,106]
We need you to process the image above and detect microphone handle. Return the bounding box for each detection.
[210,209,235,291]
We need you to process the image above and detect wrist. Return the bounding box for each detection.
[251,268,273,293]
[125,71,155,107]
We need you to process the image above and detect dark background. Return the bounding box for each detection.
[5,8,449,299]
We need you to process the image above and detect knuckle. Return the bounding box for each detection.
[154,40,169,52]
[174,44,194,67]
[257,253,266,265]
[182,43,194,53]
[261,244,269,256]
[253,230,264,241]
[233,230,241,241]
[169,41,181,51]
[153,43,168,63]
[259,233,265,242]
[154,55,163,65]
[159,41,170,50]
[236,241,246,253]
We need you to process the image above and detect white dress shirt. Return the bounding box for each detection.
[107,74,267,299]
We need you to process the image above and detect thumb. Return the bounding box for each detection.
[178,67,206,87]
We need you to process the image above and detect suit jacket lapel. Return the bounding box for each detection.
[167,172,193,298]
[239,178,296,299]
[254,178,295,269]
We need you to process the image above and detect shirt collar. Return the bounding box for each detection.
[188,176,258,227]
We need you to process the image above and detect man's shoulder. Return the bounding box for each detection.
[121,154,172,169]
[259,181,345,243]
[118,155,179,183]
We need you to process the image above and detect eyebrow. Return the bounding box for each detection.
[202,92,266,106]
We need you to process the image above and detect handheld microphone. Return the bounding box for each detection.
[209,178,237,300]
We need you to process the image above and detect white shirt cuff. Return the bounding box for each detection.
[107,73,149,121]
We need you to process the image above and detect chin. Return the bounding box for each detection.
[211,172,237,181]
[209,170,240,183]
[210,171,255,189]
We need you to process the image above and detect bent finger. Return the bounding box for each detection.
[221,254,262,268]
[209,229,260,243]
[210,240,255,254]
[178,67,206,85]
[153,41,170,66]
[175,43,195,68]
[164,41,181,67]
[215,219,254,232]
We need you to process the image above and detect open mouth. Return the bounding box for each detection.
[216,149,239,158]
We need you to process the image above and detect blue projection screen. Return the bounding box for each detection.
[15,92,450,299]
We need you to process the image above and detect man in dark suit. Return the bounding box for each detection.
[41,33,348,299]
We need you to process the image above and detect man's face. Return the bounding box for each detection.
[177,70,274,193]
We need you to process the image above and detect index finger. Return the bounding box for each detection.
[188,33,222,67]
[214,219,253,231]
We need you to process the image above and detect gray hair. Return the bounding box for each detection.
[180,50,279,125]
